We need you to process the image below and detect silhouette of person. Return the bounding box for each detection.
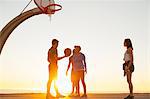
[66,49,78,96]
[46,39,67,98]
[73,45,87,97]
[123,38,134,99]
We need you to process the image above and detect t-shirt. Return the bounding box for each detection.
[72,53,85,71]
[123,48,132,62]
[48,47,58,65]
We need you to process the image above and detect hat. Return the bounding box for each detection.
[74,45,81,51]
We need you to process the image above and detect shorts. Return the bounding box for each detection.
[76,70,84,81]
[71,70,84,86]
[71,70,78,83]
[48,64,58,80]
[123,61,134,72]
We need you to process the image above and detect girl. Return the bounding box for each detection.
[123,38,134,99]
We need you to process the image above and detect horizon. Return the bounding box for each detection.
[0,89,149,94]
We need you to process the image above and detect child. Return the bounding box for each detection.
[66,49,78,96]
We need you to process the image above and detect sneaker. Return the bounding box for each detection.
[46,94,55,99]
[56,93,64,98]
[130,96,134,99]
[46,94,49,99]
[81,94,87,97]
[74,93,80,97]
[124,95,134,99]
[68,93,74,97]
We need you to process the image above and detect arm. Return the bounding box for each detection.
[83,54,87,73]
[128,48,133,67]
[66,57,71,75]
[47,50,51,62]
[57,55,66,60]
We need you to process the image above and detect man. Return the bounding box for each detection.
[46,39,66,98]
[73,45,87,97]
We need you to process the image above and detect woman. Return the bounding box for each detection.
[123,38,134,99]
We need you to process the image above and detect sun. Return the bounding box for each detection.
[50,68,72,97]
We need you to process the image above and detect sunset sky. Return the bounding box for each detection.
[0,0,149,94]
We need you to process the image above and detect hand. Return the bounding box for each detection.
[123,70,126,76]
[85,69,87,74]
[64,55,68,57]
[66,71,68,76]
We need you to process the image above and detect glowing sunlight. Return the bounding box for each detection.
[50,68,72,97]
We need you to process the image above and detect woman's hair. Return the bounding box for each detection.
[52,39,59,45]
[124,38,133,49]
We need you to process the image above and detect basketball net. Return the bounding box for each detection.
[48,13,52,22]
[47,0,55,22]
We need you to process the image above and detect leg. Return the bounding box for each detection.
[127,72,133,96]
[76,80,80,96]
[71,71,75,94]
[75,85,78,94]
[71,82,75,94]
[47,67,53,95]
[52,68,60,95]
[54,71,63,97]
[46,77,53,99]
[54,78,60,95]
[81,71,86,95]
[47,79,52,94]
[54,80,58,92]
[124,71,134,99]
[76,71,81,96]
[81,79,87,95]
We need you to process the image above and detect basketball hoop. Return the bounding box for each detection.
[34,0,62,15]
[45,4,62,14]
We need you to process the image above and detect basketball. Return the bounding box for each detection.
[64,48,71,57]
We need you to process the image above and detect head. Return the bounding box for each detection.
[124,38,133,49]
[74,45,81,53]
[52,39,59,48]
